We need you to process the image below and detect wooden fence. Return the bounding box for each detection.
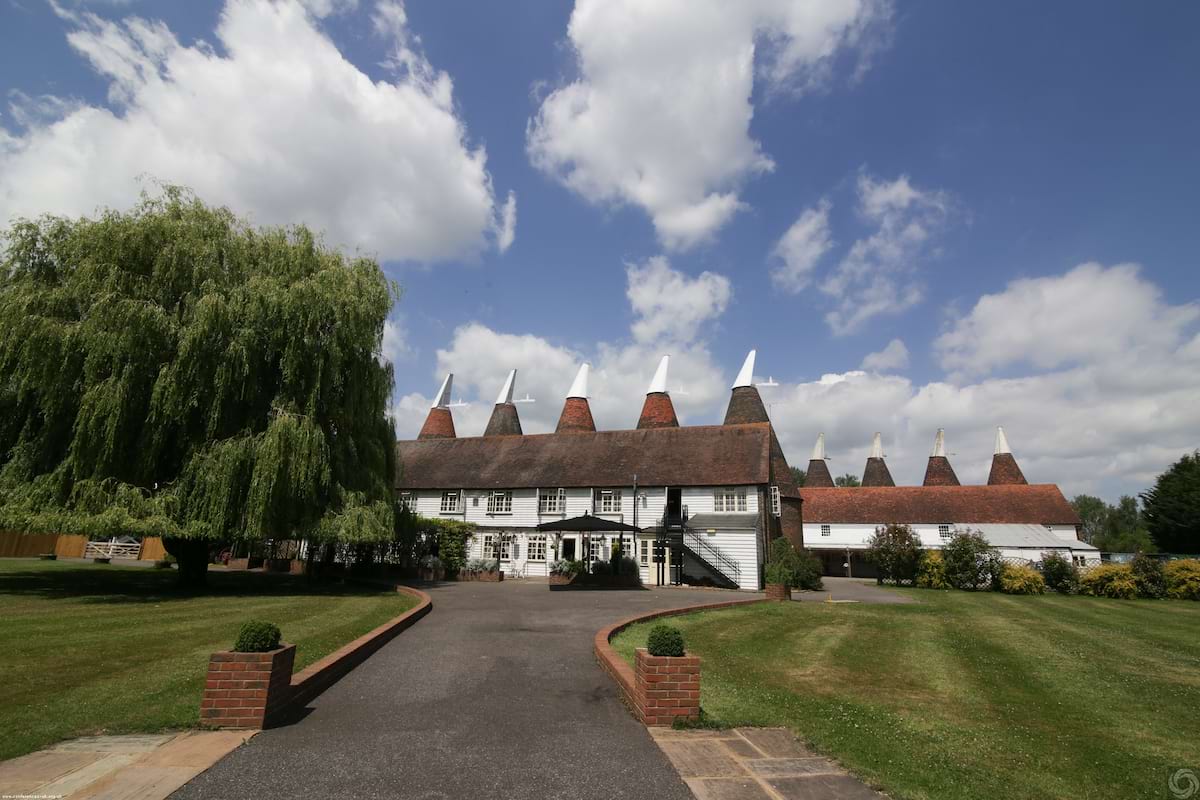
[0,532,166,560]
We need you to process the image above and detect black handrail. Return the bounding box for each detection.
[681,528,741,586]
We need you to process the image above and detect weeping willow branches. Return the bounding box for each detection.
[0,187,398,551]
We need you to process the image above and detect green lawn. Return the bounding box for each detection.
[612,590,1200,800]
[0,559,417,761]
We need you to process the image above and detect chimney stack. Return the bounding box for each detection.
[417,373,456,440]
[987,426,1028,485]
[861,432,895,487]
[483,369,523,436]
[805,433,835,487]
[922,428,960,486]
[636,355,679,429]
[555,363,596,433]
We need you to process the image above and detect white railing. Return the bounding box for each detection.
[85,541,143,560]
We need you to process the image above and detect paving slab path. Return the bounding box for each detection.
[172,581,752,800]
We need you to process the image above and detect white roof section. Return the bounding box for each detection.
[567,363,591,399]
[931,428,947,457]
[732,350,756,389]
[647,355,670,394]
[869,432,884,459]
[431,373,453,409]
[811,432,826,461]
[995,426,1012,455]
[972,524,1096,550]
[495,369,516,405]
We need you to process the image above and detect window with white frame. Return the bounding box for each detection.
[821,524,831,537]
[440,490,461,513]
[539,488,565,514]
[593,489,621,514]
[639,540,649,566]
[938,524,952,541]
[770,486,781,516]
[589,537,607,561]
[398,492,413,511]
[528,535,547,562]
[714,487,748,512]
[487,490,513,514]
[511,539,520,560]
[483,533,512,560]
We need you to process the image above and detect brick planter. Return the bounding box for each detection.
[201,644,296,729]
[634,648,700,726]
[549,573,574,587]
[765,582,792,602]
[457,570,503,582]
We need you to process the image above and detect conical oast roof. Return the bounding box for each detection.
[556,363,596,433]
[484,369,523,436]
[805,433,834,487]
[861,433,895,487]
[923,429,960,486]
[637,356,679,429]
[418,373,456,440]
[723,352,769,425]
[987,426,1027,485]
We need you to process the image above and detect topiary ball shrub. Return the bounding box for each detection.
[1040,552,1078,594]
[999,564,1045,595]
[1130,553,1167,599]
[646,624,685,657]
[1165,559,1200,600]
[234,621,282,653]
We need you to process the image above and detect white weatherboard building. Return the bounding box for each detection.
[395,353,804,591]
[800,428,1098,577]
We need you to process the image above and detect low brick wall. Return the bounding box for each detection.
[634,648,700,726]
[593,596,769,726]
[765,583,792,602]
[201,583,431,729]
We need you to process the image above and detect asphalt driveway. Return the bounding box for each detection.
[172,580,744,800]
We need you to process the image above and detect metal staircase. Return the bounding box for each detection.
[660,507,741,589]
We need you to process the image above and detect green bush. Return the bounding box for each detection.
[549,558,585,577]
[1079,563,1138,599]
[1000,564,1045,594]
[915,550,949,589]
[646,624,685,657]
[865,523,922,585]
[765,537,823,590]
[233,620,282,653]
[1165,559,1200,600]
[1130,553,1167,599]
[590,559,612,576]
[942,532,1003,590]
[1040,552,1077,594]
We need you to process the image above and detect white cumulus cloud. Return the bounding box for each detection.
[527,0,891,251]
[821,171,950,335]
[770,199,834,293]
[860,338,909,371]
[1,0,513,263]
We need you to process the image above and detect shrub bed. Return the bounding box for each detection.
[999,563,1045,595]
[1079,563,1139,599]
[1165,559,1200,600]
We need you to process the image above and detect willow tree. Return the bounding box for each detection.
[0,188,397,585]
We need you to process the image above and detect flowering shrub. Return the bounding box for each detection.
[916,550,949,589]
[1165,559,1200,600]
[1079,563,1138,599]
[1039,552,1078,594]
[999,564,1045,595]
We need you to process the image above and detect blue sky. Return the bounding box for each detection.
[2,0,1198,500]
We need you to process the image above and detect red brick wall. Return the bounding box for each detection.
[636,392,679,429]
[555,397,596,433]
[418,407,456,439]
[201,645,296,729]
[634,648,700,726]
[765,583,791,601]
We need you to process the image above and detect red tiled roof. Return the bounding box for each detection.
[396,423,773,490]
[922,456,960,486]
[987,453,1028,485]
[417,407,455,440]
[556,397,596,433]
[637,392,679,429]
[799,484,1081,525]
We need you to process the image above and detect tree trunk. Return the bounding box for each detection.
[163,537,210,588]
